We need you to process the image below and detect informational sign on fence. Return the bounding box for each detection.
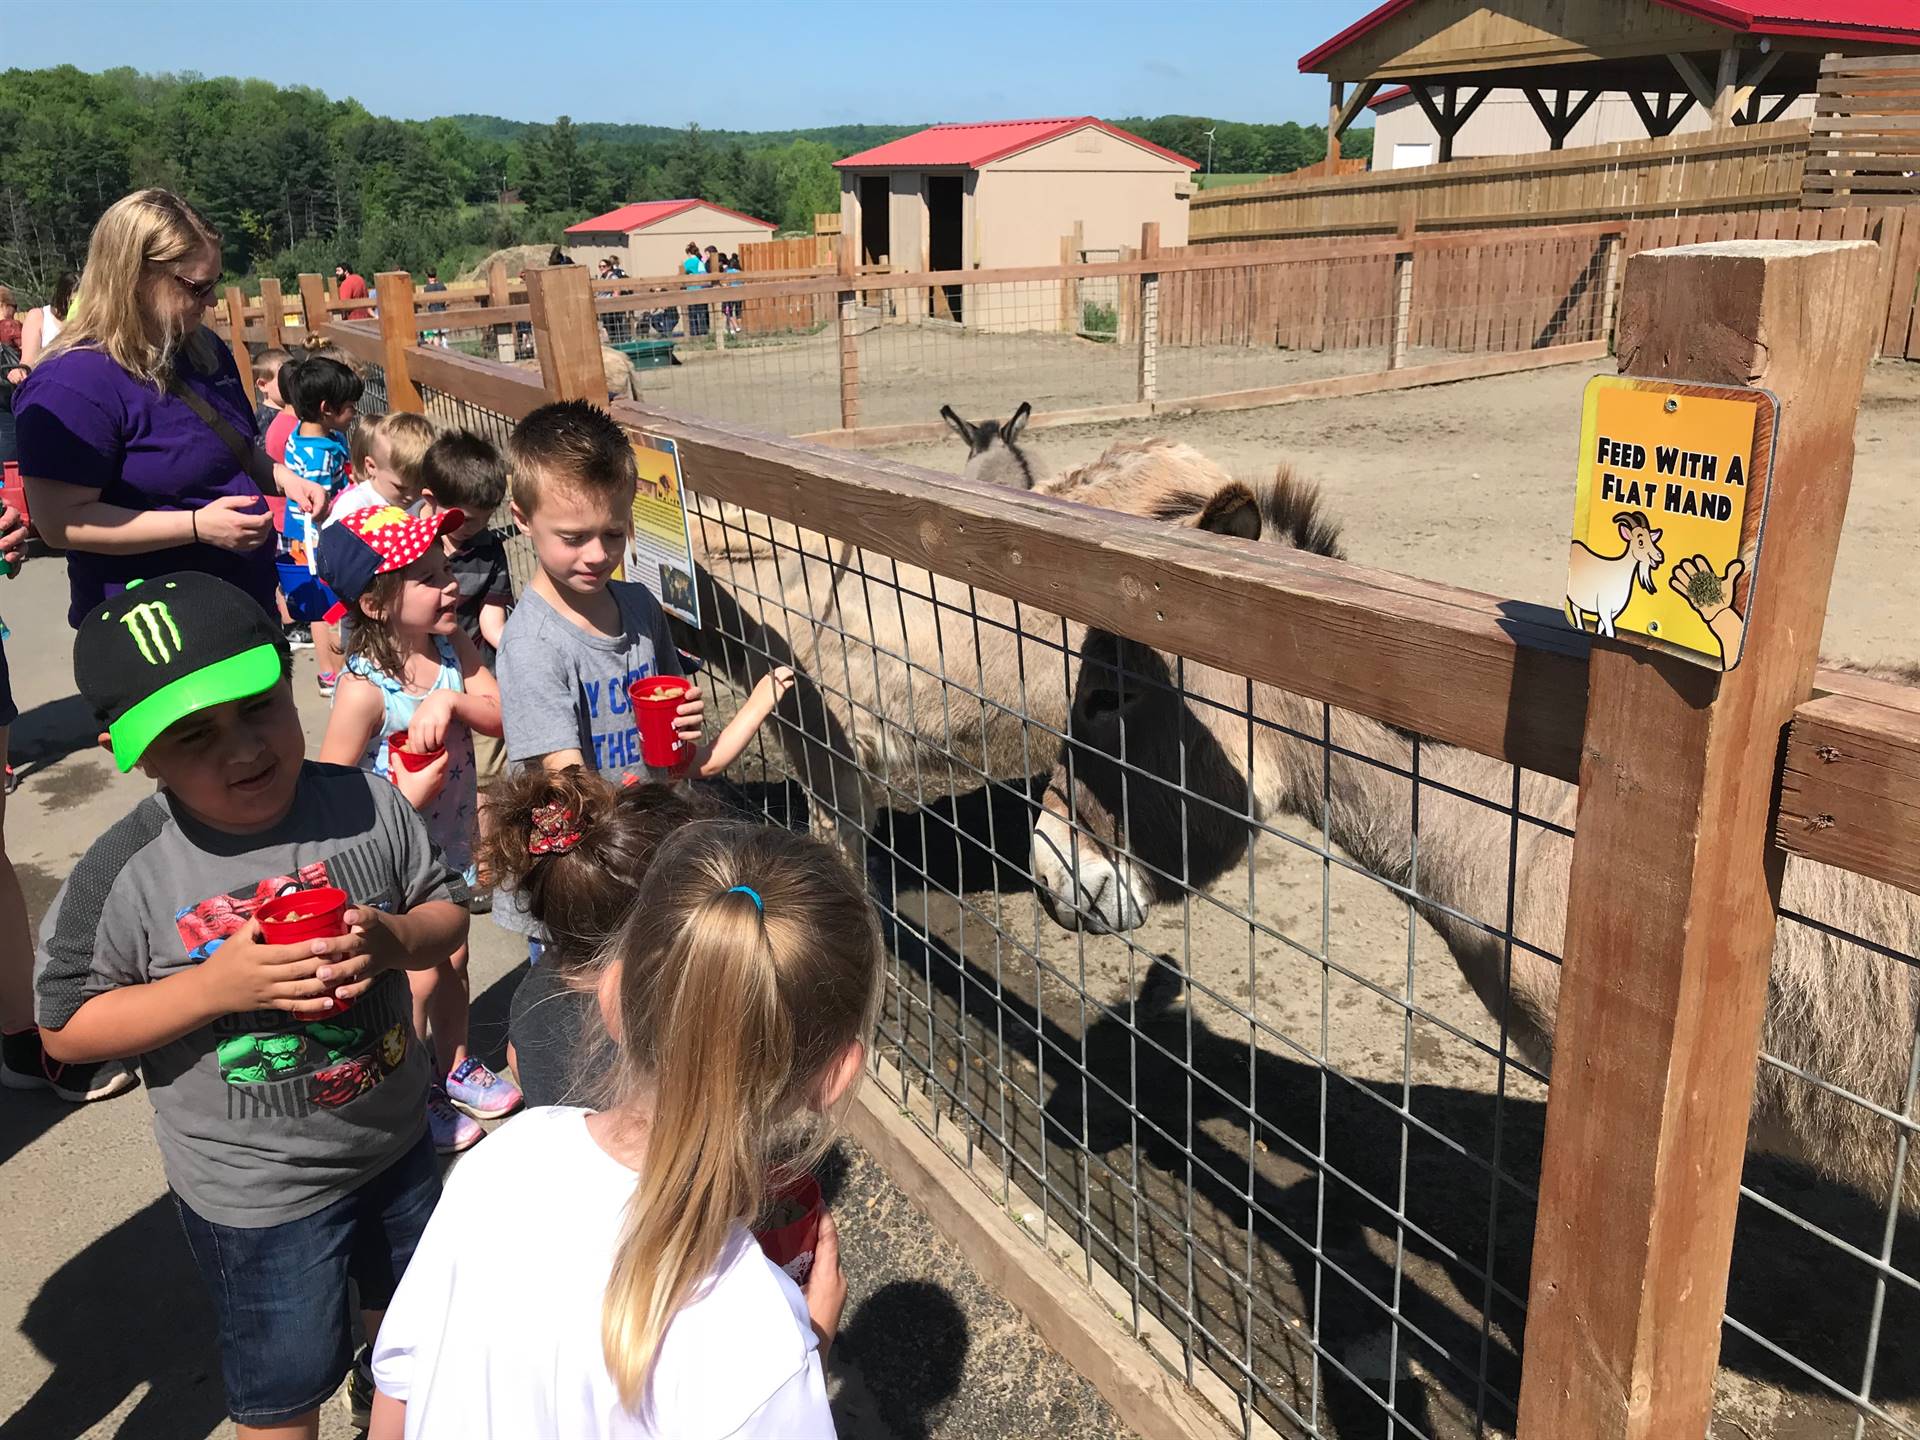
[623,433,700,628]
[1566,376,1778,671]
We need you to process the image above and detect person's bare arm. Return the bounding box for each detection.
[18,307,44,367]
[447,629,502,737]
[318,674,386,767]
[539,749,587,772]
[24,476,272,555]
[695,667,794,777]
[477,600,510,651]
[368,1392,405,1440]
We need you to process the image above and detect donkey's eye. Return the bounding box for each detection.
[1082,686,1127,721]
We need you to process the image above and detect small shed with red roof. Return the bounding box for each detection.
[1299,0,1920,167]
[563,199,776,278]
[833,118,1194,324]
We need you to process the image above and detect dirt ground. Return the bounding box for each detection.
[805,357,1920,1439]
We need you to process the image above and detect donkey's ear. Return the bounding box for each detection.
[940,405,974,445]
[1194,483,1263,542]
[1004,401,1032,441]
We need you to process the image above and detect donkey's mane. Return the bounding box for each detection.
[1261,464,1345,560]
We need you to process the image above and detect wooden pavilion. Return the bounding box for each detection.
[1300,0,1920,162]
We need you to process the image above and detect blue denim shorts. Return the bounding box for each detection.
[172,1134,440,1426]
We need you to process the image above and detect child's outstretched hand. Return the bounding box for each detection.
[672,680,706,749]
[393,748,450,811]
[768,665,796,701]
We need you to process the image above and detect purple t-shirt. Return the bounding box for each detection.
[14,342,277,626]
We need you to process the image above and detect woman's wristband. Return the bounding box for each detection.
[190,508,200,544]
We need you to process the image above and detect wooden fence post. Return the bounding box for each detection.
[298,273,328,344]
[223,287,255,405]
[525,264,606,404]
[1059,220,1083,334]
[838,240,860,431]
[258,277,285,350]
[1137,221,1160,404]
[374,270,423,413]
[1390,210,1416,370]
[487,260,514,363]
[1516,239,1881,1440]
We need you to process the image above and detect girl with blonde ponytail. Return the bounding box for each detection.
[369,820,881,1439]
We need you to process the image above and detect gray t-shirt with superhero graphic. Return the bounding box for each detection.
[35,763,459,1228]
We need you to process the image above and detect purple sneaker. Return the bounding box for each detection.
[445,1057,523,1120]
[427,1086,483,1154]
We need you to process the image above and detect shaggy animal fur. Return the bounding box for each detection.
[1037,472,1920,1209]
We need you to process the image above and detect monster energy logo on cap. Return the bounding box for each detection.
[121,601,183,665]
[74,573,290,772]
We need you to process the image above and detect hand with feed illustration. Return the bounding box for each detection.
[1668,554,1746,665]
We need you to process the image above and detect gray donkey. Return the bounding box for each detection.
[940,402,1048,489]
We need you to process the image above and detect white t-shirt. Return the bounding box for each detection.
[372,1107,833,1440]
[322,481,422,527]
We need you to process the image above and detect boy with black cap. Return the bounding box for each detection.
[33,571,469,1438]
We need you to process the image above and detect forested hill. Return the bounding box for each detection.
[0,65,1366,301]
[444,115,923,153]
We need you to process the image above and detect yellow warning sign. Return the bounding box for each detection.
[1567,376,1777,671]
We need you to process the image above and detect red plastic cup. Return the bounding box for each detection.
[387,730,444,773]
[255,887,352,1015]
[753,1173,824,1288]
[629,676,691,770]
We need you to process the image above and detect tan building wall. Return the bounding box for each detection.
[841,128,1191,334]
[1371,89,1815,168]
[566,204,774,277]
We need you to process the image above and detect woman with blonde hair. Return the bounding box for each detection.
[370,819,880,1438]
[13,188,326,626]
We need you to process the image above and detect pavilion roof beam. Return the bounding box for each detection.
[1629,88,1699,138]
[1523,87,1604,150]
[1409,82,1492,163]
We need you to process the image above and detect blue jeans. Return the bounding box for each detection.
[172,1133,440,1425]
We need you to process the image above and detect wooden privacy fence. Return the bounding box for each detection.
[325,240,1920,1440]
[1191,119,1811,242]
[1807,52,1920,208]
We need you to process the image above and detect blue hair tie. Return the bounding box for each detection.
[725,885,764,912]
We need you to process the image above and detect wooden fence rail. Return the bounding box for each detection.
[1190,119,1811,242]
[332,237,1920,1440]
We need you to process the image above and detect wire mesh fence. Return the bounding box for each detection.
[673,477,1579,1439]
[1723,893,1920,1440]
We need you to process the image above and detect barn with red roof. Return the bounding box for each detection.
[1298,0,1920,168]
[833,118,1194,325]
[563,199,775,277]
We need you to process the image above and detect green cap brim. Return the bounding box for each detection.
[108,643,285,772]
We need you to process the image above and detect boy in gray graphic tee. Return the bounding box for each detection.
[33,572,469,1432]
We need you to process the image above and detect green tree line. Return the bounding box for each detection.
[0,65,1368,300]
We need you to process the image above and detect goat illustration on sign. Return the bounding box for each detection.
[1565,376,1777,672]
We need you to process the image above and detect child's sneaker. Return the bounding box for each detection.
[317,670,338,698]
[444,1056,522,1119]
[339,1344,375,1430]
[1,1028,138,1103]
[283,624,314,651]
[427,1085,483,1154]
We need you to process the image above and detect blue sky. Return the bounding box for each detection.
[5,0,1363,129]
